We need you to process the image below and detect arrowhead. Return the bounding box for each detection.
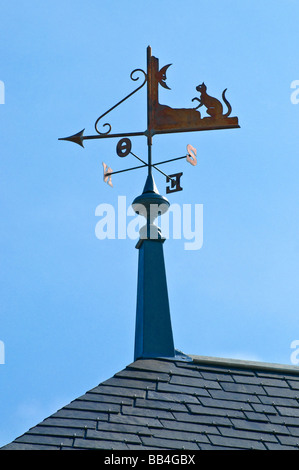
[58,129,85,147]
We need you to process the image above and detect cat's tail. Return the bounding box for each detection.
[222,89,232,117]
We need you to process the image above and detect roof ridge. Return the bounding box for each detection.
[190,355,299,375]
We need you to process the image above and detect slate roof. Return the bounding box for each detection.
[3,355,299,450]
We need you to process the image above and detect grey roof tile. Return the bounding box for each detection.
[125,359,173,373]
[79,392,133,406]
[258,395,299,407]
[113,369,170,382]
[277,434,299,447]
[109,413,163,428]
[135,397,187,412]
[13,434,74,447]
[169,412,232,427]
[169,374,221,389]
[195,363,255,377]
[198,442,240,450]
[208,434,267,450]
[168,366,206,378]
[287,381,299,391]
[270,414,299,426]
[208,388,261,403]
[286,426,299,437]
[220,381,266,395]
[100,378,152,392]
[264,442,299,450]
[73,437,129,450]
[96,421,152,436]
[4,356,299,450]
[181,403,245,419]
[193,397,253,411]
[157,380,210,396]
[251,403,277,414]
[64,400,120,414]
[125,444,159,450]
[28,425,85,438]
[232,373,288,387]
[121,404,174,420]
[231,418,290,435]
[140,436,200,450]
[217,425,279,443]
[96,384,149,397]
[86,428,142,444]
[263,386,299,399]
[147,389,199,404]
[256,370,299,380]
[42,417,97,429]
[51,408,109,421]
[149,427,210,444]
[244,411,271,423]
[200,371,234,382]
[159,419,220,436]
[276,406,299,417]
[3,443,61,450]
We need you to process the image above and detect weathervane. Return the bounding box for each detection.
[59,46,239,194]
[59,46,240,361]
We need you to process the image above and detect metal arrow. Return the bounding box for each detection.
[58,128,147,148]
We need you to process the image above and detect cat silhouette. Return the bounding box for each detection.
[194,82,232,119]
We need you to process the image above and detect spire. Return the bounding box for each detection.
[142,173,159,193]
[132,175,175,360]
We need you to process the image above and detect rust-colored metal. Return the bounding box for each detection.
[146,45,239,138]
[59,46,239,192]
[60,46,239,149]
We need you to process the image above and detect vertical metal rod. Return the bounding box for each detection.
[148,143,152,176]
[146,46,153,178]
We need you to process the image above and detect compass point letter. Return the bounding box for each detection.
[103,162,113,187]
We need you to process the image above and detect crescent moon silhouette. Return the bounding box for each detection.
[157,64,172,90]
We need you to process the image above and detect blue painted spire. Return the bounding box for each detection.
[132,174,175,360]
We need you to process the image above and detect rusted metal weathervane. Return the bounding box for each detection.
[59,46,239,194]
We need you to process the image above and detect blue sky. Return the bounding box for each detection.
[1,0,299,447]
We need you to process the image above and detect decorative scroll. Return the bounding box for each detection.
[95,69,147,135]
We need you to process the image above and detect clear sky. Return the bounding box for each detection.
[1,0,299,447]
